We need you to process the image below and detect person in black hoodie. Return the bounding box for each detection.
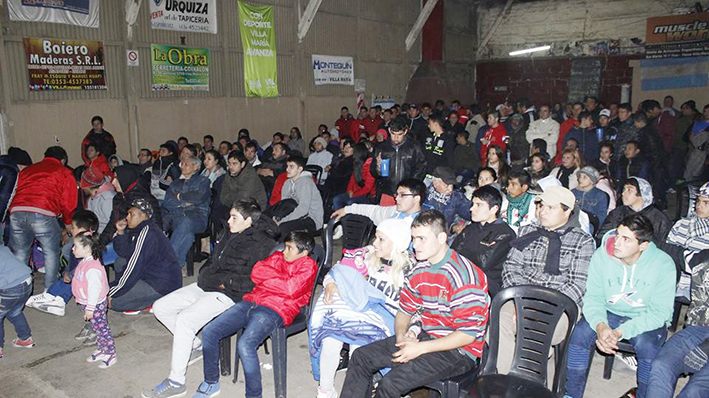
[597,177,671,247]
[0,147,32,224]
[422,113,456,177]
[150,140,181,202]
[452,185,515,298]
[101,165,162,249]
[144,200,277,397]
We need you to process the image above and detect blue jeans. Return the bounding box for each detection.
[47,279,72,303]
[647,326,709,398]
[0,278,32,347]
[201,301,283,398]
[331,193,371,211]
[163,212,207,266]
[565,312,667,398]
[9,212,62,288]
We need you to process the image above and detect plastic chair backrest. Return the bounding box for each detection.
[304,165,323,184]
[483,285,579,388]
[340,214,376,250]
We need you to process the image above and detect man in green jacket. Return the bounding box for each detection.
[564,213,675,398]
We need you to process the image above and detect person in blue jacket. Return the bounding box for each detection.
[161,155,211,268]
[110,199,181,313]
[563,111,599,164]
[422,166,471,230]
[572,166,610,229]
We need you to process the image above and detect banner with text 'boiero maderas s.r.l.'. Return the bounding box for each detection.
[24,37,106,91]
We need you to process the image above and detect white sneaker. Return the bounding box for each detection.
[615,353,638,372]
[26,292,56,307]
[33,296,66,316]
[333,225,343,240]
[317,387,339,398]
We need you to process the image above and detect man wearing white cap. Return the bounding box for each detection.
[498,186,595,376]
[306,137,333,184]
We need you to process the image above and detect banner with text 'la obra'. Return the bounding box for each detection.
[238,1,278,98]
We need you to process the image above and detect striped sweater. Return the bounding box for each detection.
[399,249,490,359]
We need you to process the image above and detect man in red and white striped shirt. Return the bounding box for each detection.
[340,210,490,398]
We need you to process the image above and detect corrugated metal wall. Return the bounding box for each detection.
[1,0,424,103]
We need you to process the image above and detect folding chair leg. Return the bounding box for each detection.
[219,338,231,377]
[671,300,684,332]
[272,328,287,398]
[603,353,613,380]
[264,338,270,355]
[186,244,195,276]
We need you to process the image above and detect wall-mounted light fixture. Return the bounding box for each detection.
[509,45,551,56]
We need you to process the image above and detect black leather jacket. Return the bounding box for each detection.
[370,137,427,196]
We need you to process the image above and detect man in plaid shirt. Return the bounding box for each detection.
[498,186,595,375]
[340,210,490,398]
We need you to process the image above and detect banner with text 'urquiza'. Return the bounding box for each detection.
[238,1,278,98]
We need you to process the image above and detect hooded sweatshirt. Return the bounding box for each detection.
[582,230,676,339]
[280,171,324,229]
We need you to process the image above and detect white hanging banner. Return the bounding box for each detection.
[8,0,99,28]
[312,54,354,86]
[149,0,217,34]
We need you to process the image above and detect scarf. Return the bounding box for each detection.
[556,166,576,188]
[507,192,534,227]
[510,226,573,275]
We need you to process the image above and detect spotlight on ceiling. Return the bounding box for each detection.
[509,45,551,56]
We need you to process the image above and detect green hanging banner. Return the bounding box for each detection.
[238,1,278,98]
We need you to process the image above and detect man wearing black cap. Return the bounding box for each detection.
[422,166,471,229]
[150,140,181,202]
[110,199,181,313]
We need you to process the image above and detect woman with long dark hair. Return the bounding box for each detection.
[331,143,375,211]
[289,127,305,155]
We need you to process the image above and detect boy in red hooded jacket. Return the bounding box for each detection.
[190,231,317,398]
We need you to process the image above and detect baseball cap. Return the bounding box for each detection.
[433,166,457,186]
[534,186,576,208]
[599,109,611,118]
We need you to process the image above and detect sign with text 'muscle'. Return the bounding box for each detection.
[149,0,217,34]
[312,54,354,86]
[24,37,106,91]
[646,12,709,58]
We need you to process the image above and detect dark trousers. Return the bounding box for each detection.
[340,333,476,398]
[110,280,163,312]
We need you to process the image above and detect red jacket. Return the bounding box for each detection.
[269,172,289,207]
[85,154,114,180]
[10,157,78,225]
[346,158,375,197]
[242,251,318,326]
[360,116,384,138]
[335,117,356,141]
[556,118,579,164]
[481,124,508,164]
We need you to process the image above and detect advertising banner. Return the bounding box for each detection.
[24,37,106,91]
[8,0,99,28]
[238,1,278,98]
[151,44,210,91]
[646,12,709,58]
[312,54,354,86]
[149,0,217,34]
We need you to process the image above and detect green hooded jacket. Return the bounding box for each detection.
[582,229,676,339]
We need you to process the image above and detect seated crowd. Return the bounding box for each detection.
[0,95,708,398]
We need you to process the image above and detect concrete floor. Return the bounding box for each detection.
[0,195,691,397]
[2,270,689,398]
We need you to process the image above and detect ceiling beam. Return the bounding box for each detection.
[297,0,323,43]
[476,0,514,58]
[405,0,439,52]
